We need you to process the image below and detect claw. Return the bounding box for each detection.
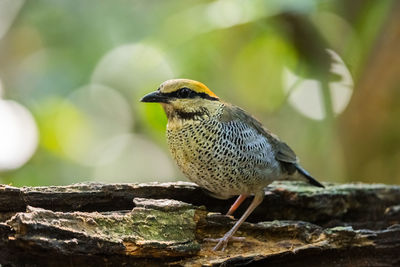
[214,237,228,251]
[204,236,246,243]
[204,236,246,251]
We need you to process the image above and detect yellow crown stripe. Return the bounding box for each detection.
[192,80,218,98]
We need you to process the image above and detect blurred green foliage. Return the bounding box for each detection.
[0,0,398,186]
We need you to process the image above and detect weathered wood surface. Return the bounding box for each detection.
[1,181,400,266]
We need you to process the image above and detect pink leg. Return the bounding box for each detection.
[212,192,264,251]
[227,194,248,216]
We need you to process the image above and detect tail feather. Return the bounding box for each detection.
[295,164,325,188]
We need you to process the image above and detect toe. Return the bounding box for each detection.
[212,239,227,251]
[206,235,246,251]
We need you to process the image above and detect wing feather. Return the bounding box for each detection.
[220,104,298,164]
[219,104,324,188]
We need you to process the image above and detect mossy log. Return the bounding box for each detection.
[1,181,400,266]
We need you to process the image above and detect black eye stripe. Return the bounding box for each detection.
[165,87,195,99]
[161,87,218,101]
[177,87,195,98]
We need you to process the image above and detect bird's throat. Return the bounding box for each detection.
[174,107,210,120]
[161,104,210,121]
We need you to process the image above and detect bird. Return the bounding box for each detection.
[141,79,324,251]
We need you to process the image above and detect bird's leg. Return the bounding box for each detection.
[227,194,248,216]
[211,192,264,251]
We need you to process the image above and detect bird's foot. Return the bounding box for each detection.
[204,236,245,251]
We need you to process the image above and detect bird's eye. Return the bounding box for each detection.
[177,88,193,98]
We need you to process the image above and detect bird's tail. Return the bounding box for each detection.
[295,164,325,188]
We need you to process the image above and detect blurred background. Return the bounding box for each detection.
[0,0,399,186]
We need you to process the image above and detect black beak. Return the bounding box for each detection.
[140,91,169,103]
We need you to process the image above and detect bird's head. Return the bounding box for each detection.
[141,79,221,122]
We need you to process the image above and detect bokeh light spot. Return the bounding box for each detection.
[91,43,173,98]
[0,99,38,170]
[284,68,325,120]
[207,0,244,28]
[93,134,176,183]
[283,50,353,120]
[55,84,133,166]
[0,0,24,40]
[327,49,354,115]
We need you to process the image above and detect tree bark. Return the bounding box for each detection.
[1,181,400,266]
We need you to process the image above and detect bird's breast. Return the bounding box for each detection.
[166,117,281,198]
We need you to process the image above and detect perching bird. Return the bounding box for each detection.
[141,79,324,251]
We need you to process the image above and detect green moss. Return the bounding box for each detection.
[91,208,197,245]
